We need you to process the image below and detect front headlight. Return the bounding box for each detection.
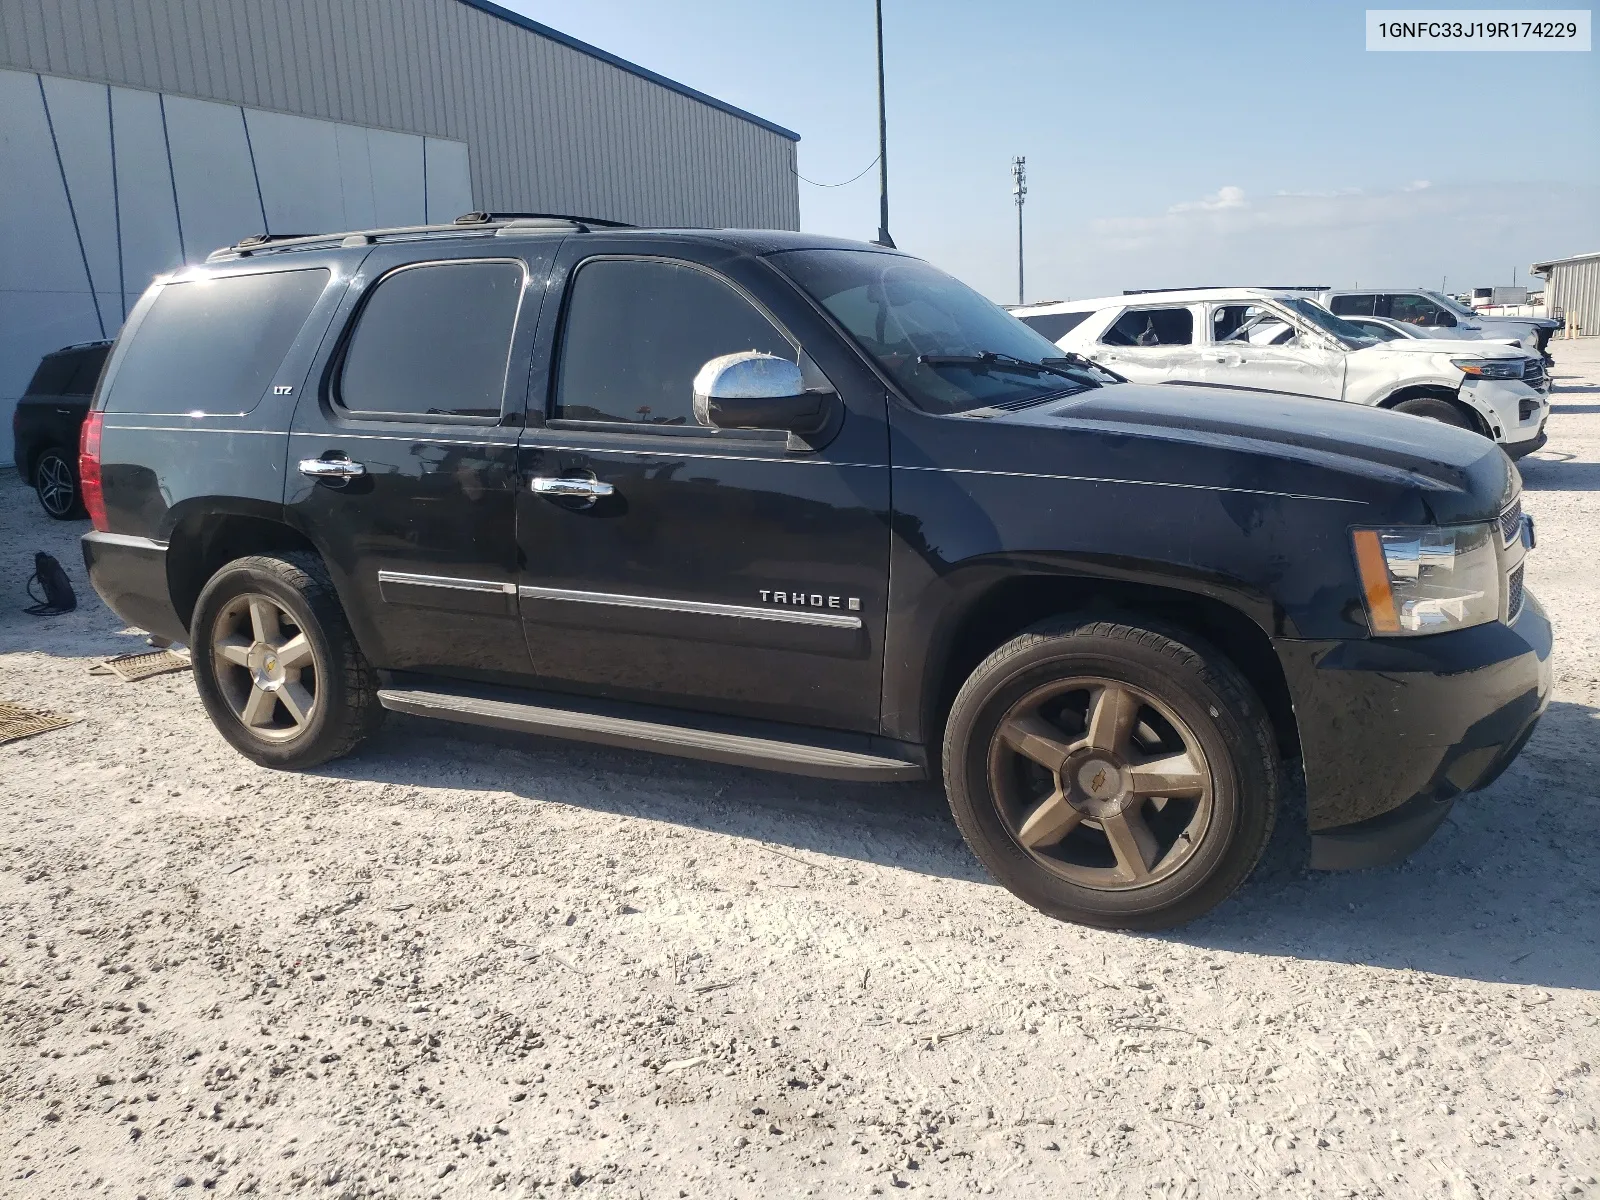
[1351,524,1499,635]
[1451,357,1522,380]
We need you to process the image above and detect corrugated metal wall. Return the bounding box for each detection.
[0,66,473,461]
[1543,257,1600,338]
[0,0,801,230]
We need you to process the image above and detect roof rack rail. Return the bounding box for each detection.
[1121,285,1329,294]
[454,210,634,230]
[206,212,634,263]
[235,232,316,249]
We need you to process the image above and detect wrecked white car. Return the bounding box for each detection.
[1013,288,1549,458]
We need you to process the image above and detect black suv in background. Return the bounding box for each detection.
[79,216,1550,929]
[12,340,111,518]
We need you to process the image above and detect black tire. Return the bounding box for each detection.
[190,552,382,769]
[1391,395,1473,431]
[942,616,1279,931]
[33,446,85,519]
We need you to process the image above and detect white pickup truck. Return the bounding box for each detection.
[1013,287,1549,458]
[1316,287,1556,363]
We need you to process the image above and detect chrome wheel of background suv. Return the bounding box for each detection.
[34,447,83,519]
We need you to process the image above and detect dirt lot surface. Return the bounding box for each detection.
[3,342,1598,1200]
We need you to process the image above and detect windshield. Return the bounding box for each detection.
[772,249,1111,414]
[1277,297,1378,349]
[1426,290,1478,318]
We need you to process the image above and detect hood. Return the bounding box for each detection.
[989,381,1515,521]
[1473,313,1555,330]
[1359,338,1526,358]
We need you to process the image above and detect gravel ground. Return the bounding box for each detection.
[3,342,1598,1200]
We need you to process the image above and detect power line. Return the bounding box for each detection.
[792,155,881,188]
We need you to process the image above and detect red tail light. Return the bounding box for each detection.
[79,410,107,531]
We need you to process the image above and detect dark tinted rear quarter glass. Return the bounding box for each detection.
[24,353,77,398]
[104,269,328,414]
[1018,312,1090,341]
[553,258,792,426]
[65,344,111,396]
[339,261,524,419]
[1330,294,1376,316]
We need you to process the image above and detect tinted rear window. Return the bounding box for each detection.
[1330,294,1376,316]
[338,261,524,420]
[24,355,75,398]
[65,344,111,396]
[1017,311,1090,342]
[104,269,328,414]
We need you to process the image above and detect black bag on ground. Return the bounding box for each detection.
[24,551,77,616]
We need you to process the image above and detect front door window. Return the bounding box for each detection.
[553,258,794,427]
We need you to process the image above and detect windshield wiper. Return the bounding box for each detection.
[1043,352,1124,383]
[917,350,1093,383]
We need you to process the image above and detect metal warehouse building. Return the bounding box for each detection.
[1532,251,1600,340]
[0,0,801,461]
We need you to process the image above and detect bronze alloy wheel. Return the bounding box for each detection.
[210,592,319,743]
[987,676,1214,890]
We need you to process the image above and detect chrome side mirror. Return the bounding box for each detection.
[692,352,828,434]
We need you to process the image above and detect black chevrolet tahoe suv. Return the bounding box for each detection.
[78,215,1551,929]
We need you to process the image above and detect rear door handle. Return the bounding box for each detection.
[1206,352,1242,365]
[298,456,367,480]
[530,476,614,500]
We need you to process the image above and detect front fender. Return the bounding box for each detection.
[879,545,1288,744]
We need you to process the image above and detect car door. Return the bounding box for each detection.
[1092,304,1202,383]
[1198,302,1344,399]
[513,238,892,733]
[285,240,557,683]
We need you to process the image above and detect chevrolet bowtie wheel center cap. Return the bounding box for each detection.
[1072,757,1128,817]
[248,641,286,690]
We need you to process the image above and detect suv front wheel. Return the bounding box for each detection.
[191,553,382,769]
[943,616,1279,930]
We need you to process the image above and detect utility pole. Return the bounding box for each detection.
[1012,155,1027,305]
[874,0,894,248]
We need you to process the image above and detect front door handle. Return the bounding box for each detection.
[1205,352,1242,365]
[299,456,367,480]
[530,476,615,500]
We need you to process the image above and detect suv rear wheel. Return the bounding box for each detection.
[191,553,382,769]
[33,446,85,519]
[942,616,1279,930]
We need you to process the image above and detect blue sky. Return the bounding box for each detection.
[501,0,1598,303]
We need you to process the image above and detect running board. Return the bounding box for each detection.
[376,684,926,782]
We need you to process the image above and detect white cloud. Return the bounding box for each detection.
[1168,185,1247,213]
[1022,179,1600,297]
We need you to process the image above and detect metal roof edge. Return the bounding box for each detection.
[452,0,801,142]
[1530,250,1600,271]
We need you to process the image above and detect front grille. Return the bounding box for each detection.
[1499,498,1522,546]
[1522,358,1546,390]
[1507,564,1525,621]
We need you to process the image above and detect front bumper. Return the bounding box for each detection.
[1275,592,1552,870]
[1467,378,1547,450]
